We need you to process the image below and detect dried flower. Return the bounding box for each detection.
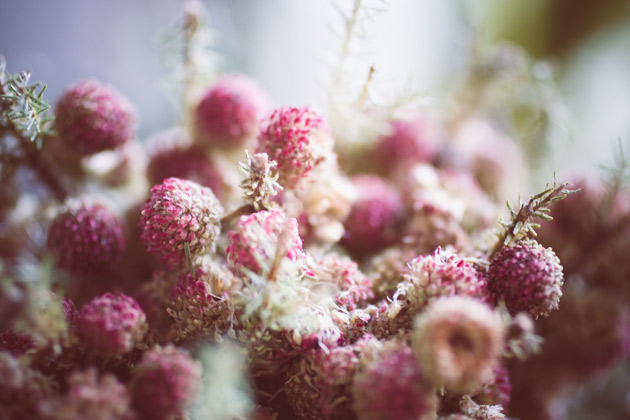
[46,199,126,276]
[130,345,202,420]
[147,144,224,199]
[411,296,505,394]
[315,255,374,311]
[0,327,35,356]
[391,248,488,319]
[239,150,282,211]
[352,341,437,420]
[342,175,402,259]
[460,395,505,420]
[195,74,269,148]
[140,177,223,269]
[474,364,511,408]
[487,239,564,318]
[256,106,334,189]
[53,368,134,420]
[167,266,233,341]
[285,340,366,420]
[75,293,147,357]
[54,79,136,156]
[226,209,304,275]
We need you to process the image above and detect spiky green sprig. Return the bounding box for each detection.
[488,175,579,260]
[0,57,54,144]
[600,139,629,218]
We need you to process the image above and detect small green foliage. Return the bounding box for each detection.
[0,56,55,144]
[600,139,629,217]
[489,175,580,260]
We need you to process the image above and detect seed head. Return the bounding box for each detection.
[140,177,223,269]
[55,79,136,156]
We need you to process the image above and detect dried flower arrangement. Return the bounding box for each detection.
[1,1,629,420]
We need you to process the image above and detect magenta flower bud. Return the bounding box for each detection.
[147,144,224,199]
[342,175,402,259]
[130,345,202,420]
[140,177,223,269]
[47,200,126,276]
[352,342,437,420]
[372,117,436,175]
[226,209,304,275]
[75,293,147,357]
[55,79,136,156]
[256,106,334,189]
[412,296,505,394]
[474,364,511,408]
[195,74,269,148]
[488,239,564,318]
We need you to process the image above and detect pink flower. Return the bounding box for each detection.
[47,200,126,276]
[140,177,223,269]
[257,106,334,189]
[55,79,136,156]
[488,239,564,318]
[226,209,304,275]
[130,345,202,420]
[75,293,147,357]
[195,74,269,148]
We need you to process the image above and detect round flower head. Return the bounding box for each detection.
[195,74,269,148]
[226,209,304,275]
[54,368,133,420]
[342,175,402,259]
[167,267,232,340]
[55,79,136,156]
[395,248,488,314]
[372,117,435,175]
[256,106,334,189]
[315,255,374,311]
[75,293,147,357]
[140,177,223,269]
[147,144,224,199]
[47,199,126,276]
[130,345,202,420]
[487,239,564,318]
[412,296,505,394]
[285,341,365,420]
[352,341,437,420]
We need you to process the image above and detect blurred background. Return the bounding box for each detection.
[1,0,629,184]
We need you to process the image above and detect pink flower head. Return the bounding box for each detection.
[0,328,35,356]
[226,209,304,275]
[75,293,147,357]
[342,175,402,259]
[412,296,505,394]
[55,79,136,156]
[402,247,488,309]
[488,239,564,318]
[147,144,224,199]
[352,342,437,420]
[256,106,334,189]
[56,368,133,420]
[47,200,126,276]
[316,255,374,310]
[372,117,436,175]
[130,345,202,420]
[167,267,231,340]
[140,177,223,269]
[195,74,269,148]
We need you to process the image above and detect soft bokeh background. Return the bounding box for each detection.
[1,0,628,178]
